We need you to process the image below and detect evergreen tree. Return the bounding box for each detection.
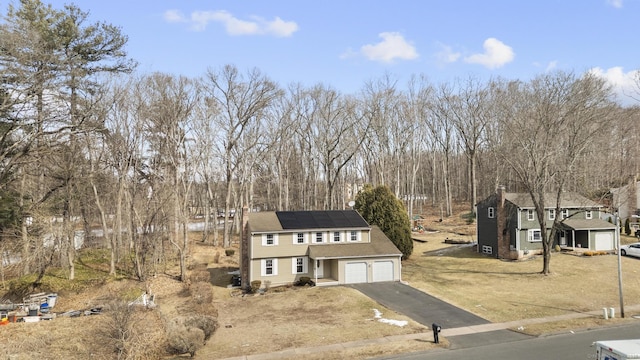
[354,184,413,259]
[625,218,631,236]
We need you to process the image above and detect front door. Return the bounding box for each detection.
[316,260,324,278]
[559,231,567,246]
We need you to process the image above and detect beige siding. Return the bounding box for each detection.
[249,256,313,287]
[251,229,371,259]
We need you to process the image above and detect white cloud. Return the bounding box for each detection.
[435,43,461,64]
[545,61,558,72]
[359,32,419,63]
[607,0,624,8]
[163,9,298,37]
[588,66,640,104]
[464,38,515,69]
[163,9,186,23]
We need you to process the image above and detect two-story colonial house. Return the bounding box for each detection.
[476,186,616,259]
[240,209,402,289]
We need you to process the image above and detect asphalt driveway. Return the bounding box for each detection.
[350,282,489,328]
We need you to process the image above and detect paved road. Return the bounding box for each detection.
[350,282,489,328]
[377,321,640,359]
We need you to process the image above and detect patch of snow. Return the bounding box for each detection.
[372,309,408,327]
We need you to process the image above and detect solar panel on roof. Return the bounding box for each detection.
[276,210,368,229]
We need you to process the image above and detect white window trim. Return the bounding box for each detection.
[561,209,569,219]
[488,207,495,219]
[292,256,308,274]
[262,233,279,246]
[549,209,555,221]
[261,258,278,276]
[528,229,542,242]
[585,210,593,220]
[348,230,360,242]
[315,232,324,243]
[332,231,342,242]
[293,232,307,245]
[527,209,535,221]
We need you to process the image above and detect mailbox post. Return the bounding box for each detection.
[432,323,441,344]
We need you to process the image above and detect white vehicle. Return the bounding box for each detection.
[620,243,640,257]
[595,339,640,360]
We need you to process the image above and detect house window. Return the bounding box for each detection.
[482,245,492,254]
[333,231,341,242]
[292,257,308,274]
[585,210,593,219]
[261,259,278,276]
[527,209,535,221]
[488,207,495,219]
[295,233,306,244]
[561,209,569,219]
[549,209,555,221]
[528,229,542,242]
[262,233,278,246]
[315,232,323,243]
[349,230,358,242]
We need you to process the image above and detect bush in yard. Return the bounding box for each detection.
[296,276,313,286]
[225,249,235,256]
[189,281,213,305]
[183,314,218,340]
[250,280,261,293]
[355,184,413,259]
[167,322,205,357]
[189,269,211,283]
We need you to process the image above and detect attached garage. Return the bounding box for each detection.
[595,232,613,251]
[345,262,368,284]
[372,261,394,282]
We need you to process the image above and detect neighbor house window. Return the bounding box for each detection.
[333,231,341,242]
[292,257,308,274]
[549,209,555,221]
[561,209,569,219]
[262,233,278,246]
[528,229,542,242]
[527,209,535,221]
[295,232,306,244]
[315,232,324,243]
[585,210,593,219]
[350,230,358,242]
[261,259,278,276]
[488,207,495,219]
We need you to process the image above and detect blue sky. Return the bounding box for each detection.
[10,0,640,102]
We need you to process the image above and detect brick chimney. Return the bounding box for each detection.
[240,206,250,291]
[496,186,510,259]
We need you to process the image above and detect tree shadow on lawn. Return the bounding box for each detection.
[420,245,483,259]
[507,300,592,315]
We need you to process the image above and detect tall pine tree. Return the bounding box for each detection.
[355,184,413,259]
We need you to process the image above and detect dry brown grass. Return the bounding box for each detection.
[197,286,427,359]
[3,207,638,359]
[405,228,640,325]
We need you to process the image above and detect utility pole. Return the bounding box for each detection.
[616,211,625,318]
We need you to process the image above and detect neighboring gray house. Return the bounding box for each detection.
[476,186,616,259]
[610,175,640,231]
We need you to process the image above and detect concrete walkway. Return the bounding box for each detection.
[219,305,640,360]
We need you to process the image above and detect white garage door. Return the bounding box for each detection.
[345,262,368,284]
[595,233,613,251]
[372,261,394,282]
